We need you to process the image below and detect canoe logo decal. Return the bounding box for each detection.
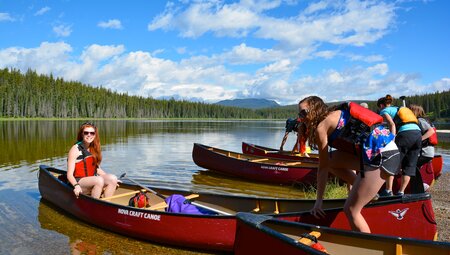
[118,208,161,221]
[388,208,409,220]
[261,165,288,171]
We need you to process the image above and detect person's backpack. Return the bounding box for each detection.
[393,106,418,129]
[128,191,149,208]
[330,102,383,154]
[418,117,438,146]
[285,118,300,132]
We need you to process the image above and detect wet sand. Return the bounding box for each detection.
[429,171,450,242]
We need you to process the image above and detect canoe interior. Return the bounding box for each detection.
[47,167,345,215]
[263,221,450,255]
[205,144,318,167]
[248,143,320,159]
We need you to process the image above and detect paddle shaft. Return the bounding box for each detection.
[120,173,166,200]
[120,173,232,216]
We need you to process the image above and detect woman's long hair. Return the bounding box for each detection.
[298,96,330,149]
[409,104,426,118]
[76,122,102,167]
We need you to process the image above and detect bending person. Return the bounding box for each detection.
[298,96,400,233]
[67,122,119,199]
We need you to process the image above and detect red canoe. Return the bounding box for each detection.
[39,165,437,252]
[392,155,443,193]
[192,143,318,185]
[244,142,442,192]
[234,213,449,255]
[242,141,319,163]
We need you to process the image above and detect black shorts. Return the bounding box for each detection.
[395,130,422,176]
[367,145,401,176]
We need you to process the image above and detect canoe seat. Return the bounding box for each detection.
[148,194,200,211]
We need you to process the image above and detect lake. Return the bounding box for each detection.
[0,120,449,254]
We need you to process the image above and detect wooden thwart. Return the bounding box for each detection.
[298,231,321,246]
[250,158,269,162]
[101,189,146,201]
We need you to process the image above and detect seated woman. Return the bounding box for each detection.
[298,96,400,233]
[67,122,119,199]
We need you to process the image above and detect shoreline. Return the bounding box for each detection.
[429,171,450,242]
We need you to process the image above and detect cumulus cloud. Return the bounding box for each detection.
[53,24,72,37]
[148,0,395,48]
[0,12,15,22]
[0,42,448,105]
[34,7,51,16]
[98,19,123,29]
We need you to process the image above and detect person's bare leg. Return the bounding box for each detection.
[102,174,119,198]
[79,176,104,198]
[344,168,386,233]
[384,175,394,192]
[398,175,411,193]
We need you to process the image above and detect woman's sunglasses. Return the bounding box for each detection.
[298,108,309,118]
[83,131,96,136]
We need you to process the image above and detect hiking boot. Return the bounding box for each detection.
[378,189,393,197]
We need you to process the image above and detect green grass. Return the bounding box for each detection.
[299,178,349,199]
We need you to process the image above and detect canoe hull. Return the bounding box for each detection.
[38,166,236,252]
[192,143,317,185]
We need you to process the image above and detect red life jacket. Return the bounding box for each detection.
[74,143,97,178]
[330,102,383,154]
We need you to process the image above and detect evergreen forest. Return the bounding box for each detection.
[1,68,449,121]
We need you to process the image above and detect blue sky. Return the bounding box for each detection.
[1,0,449,105]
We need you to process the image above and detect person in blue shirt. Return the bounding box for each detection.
[377,95,422,196]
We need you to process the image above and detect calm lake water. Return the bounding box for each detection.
[0,120,449,255]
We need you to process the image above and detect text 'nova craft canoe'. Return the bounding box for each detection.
[192,143,318,185]
[234,213,450,255]
[39,165,437,252]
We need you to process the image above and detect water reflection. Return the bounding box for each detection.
[37,200,213,255]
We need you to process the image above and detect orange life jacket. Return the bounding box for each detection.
[74,143,97,178]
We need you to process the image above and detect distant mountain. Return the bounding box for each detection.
[215,98,280,109]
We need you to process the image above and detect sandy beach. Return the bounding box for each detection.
[429,171,450,242]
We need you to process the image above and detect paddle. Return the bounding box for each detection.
[119,173,232,216]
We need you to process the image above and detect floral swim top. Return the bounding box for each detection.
[362,125,395,163]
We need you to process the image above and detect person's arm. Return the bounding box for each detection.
[279,131,289,151]
[422,124,435,140]
[67,145,82,197]
[311,116,334,218]
[383,113,396,135]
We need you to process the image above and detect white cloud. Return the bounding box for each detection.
[34,7,51,16]
[0,12,15,22]
[149,0,396,48]
[98,19,123,30]
[0,42,448,105]
[53,24,72,37]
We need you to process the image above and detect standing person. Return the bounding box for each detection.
[279,117,309,155]
[67,122,119,199]
[409,104,435,168]
[377,95,422,196]
[299,96,400,233]
[279,117,300,151]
